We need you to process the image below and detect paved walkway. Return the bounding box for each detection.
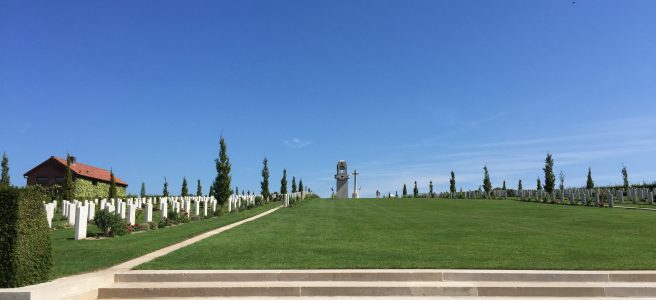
[0,206,281,300]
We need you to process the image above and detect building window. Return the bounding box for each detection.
[36,177,49,184]
[55,177,65,184]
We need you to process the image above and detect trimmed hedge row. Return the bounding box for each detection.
[0,186,52,288]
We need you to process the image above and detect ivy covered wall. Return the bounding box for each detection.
[74,178,126,200]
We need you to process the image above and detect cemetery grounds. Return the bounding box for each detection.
[137,198,656,270]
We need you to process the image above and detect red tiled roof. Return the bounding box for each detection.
[51,157,128,186]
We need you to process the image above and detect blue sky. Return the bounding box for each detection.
[1,0,655,197]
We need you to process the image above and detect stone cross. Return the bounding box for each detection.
[352,170,360,199]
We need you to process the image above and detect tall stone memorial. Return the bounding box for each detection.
[334,160,350,199]
[352,170,360,199]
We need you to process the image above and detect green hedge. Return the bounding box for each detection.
[75,178,126,200]
[0,186,52,287]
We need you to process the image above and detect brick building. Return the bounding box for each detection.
[24,156,128,199]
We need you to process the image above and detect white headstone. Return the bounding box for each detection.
[44,203,55,228]
[88,202,95,221]
[145,202,153,223]
[67,203,76,226]
[74,204,88,240]
[203,200,208,217]
[128,204,136,226]
[162,201,168,219]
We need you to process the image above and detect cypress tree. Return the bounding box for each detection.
[196,179,202,196]
[402,184,407,197]
[298,179,304,193]
[518,179,523,190]
[261,157,270,201]
[482,166,492,197]
[181,177,188,197]
[140,182,146,198]
[449,171,456,194]
[586,167,594,189]
[413,181,418,197]
[543,153,555,194]
[108,170,117,200]
[0,152,9,187]
[429,181,434,198]
[163,177,169,197]
[536,178,542,190]
[502,180,506,190]
[235,187,239,195]
[291,176,297,193]
[621,165,629,191]
[62,154,75,200]
[211,136,232,208]
[280,169,287,194]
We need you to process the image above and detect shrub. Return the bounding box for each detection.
[112,219,129,236]
[157,219,167,228]
[149,222,158,230]
[0,186,52,287]
[138,223,151,231]
[255,196,264,206]
[180,212,190,223]
[169,211,180,224]
[94,209,120,237]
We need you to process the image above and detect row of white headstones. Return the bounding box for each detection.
[518,187,655,207]
[41,192,306,240]
[430,187,655,207]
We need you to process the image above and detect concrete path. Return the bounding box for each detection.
[0,206,281,300]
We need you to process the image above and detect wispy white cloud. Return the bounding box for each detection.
[284,138,311,149]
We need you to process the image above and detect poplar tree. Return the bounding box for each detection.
[559,171,565,190]
[108,170,117,200]
[196,179,202,196]
[280,169,287,194]
[429,181,434,198]
[536,178,542,190]
[63,154,75,200]
[0,152,9,187]
[163,177,169,197]
[261,157,270,200]
[211,136,232,208]
[586,167,594,189]
[543,153,555,194]
[482,166,492,197]
[449,171,456,194]
[402,184,407,197]
[140,182,146,198]
[181,177,189,197]
[518,179,523,190]
[413,181,419,197]
[298,179,304,193]
[291,176,297,193]
[502,181,506,190]
[622,165,629,191]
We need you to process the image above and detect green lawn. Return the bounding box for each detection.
[51,201,280,278]
[137,198,656,270]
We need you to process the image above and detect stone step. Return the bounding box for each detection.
[108,298,655,300]
[97,281,656,298]
[115,270,656,283]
